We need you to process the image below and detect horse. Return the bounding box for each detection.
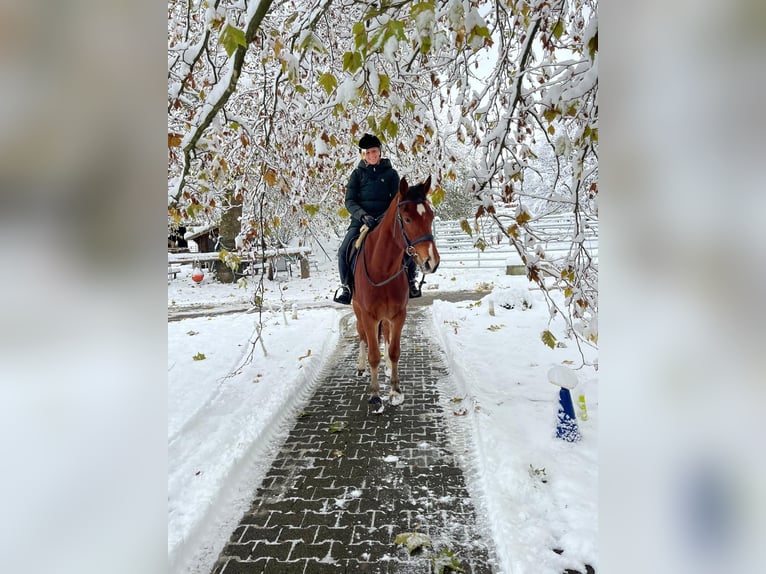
[351,175,440,413]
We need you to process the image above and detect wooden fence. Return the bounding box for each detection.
[433,214,598,274]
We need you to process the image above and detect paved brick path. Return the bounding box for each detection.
[210,307,496,573]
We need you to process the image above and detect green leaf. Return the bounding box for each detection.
[430,185,445,206]
[300,32,327,54]
[420,34,432,54]
[543,108,558,123]
[377,73,390,95]
[192,352,206,361]
[394,532,431,554]
[318,72,337,95]
[588,31,598,61]
[552,20,564,40]
[387,20,407,42]
[459,219,473,237]
[219,24,247,57]
[342,51,362,73]
[474,238,487,252]
[432,547,465,573]
[411,2,435,19]
[385,118,398,139]
[541,330,557,349]
[352,22,367,51]
[328,421,347,433]
[304,204,321,217]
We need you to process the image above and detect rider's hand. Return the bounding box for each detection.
[361,214,376,228]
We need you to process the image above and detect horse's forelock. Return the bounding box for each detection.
[406,183,428,203]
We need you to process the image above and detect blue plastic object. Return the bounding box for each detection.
[556,388,581,442]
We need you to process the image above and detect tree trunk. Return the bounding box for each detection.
[215,197,242,283]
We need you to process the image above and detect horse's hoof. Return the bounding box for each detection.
[389,391,404,406]
[368,396,384,414]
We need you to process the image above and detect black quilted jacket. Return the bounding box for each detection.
[344,158,400,223]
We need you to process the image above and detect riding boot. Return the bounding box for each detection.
[408,279,422,298]
[405,258,421,298]
[334,284,352,305]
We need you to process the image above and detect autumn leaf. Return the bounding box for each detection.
[541,330,557,349]
[264,169,277,186]
[459,219,472,237]
[298,349,312,360]
[168,133,183,148]
[516,210,531,225]
[192,352,206,361]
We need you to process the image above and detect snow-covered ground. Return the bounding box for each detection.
[168,248,598,574]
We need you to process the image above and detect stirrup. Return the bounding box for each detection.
[333,285,352,305]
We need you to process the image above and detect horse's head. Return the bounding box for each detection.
[396,175,440,274]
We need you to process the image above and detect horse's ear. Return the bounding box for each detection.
[398,177,409,198]
[423,175,432,193]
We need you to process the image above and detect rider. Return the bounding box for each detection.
[334,133,421,305]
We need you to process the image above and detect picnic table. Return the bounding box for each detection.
[167,247,313,279]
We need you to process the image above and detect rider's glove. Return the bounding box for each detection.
[361,214,376,228]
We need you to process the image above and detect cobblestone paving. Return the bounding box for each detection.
[210,307,496,574]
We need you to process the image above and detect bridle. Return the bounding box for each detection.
[362,198,434,288]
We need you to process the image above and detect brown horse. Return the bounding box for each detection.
[352,175,440,413]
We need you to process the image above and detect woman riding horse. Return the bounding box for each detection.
[334,133,420,304]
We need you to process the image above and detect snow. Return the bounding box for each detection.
[168,250,598,574]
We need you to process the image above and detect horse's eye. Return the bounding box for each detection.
[404,217,412,224]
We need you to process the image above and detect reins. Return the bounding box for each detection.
[361,198,433,288]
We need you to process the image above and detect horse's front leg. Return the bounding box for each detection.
[365,321,383,411]
[385,316,405,406]
[357,338,367,376]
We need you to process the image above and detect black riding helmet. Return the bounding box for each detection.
[358,133,382,150]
